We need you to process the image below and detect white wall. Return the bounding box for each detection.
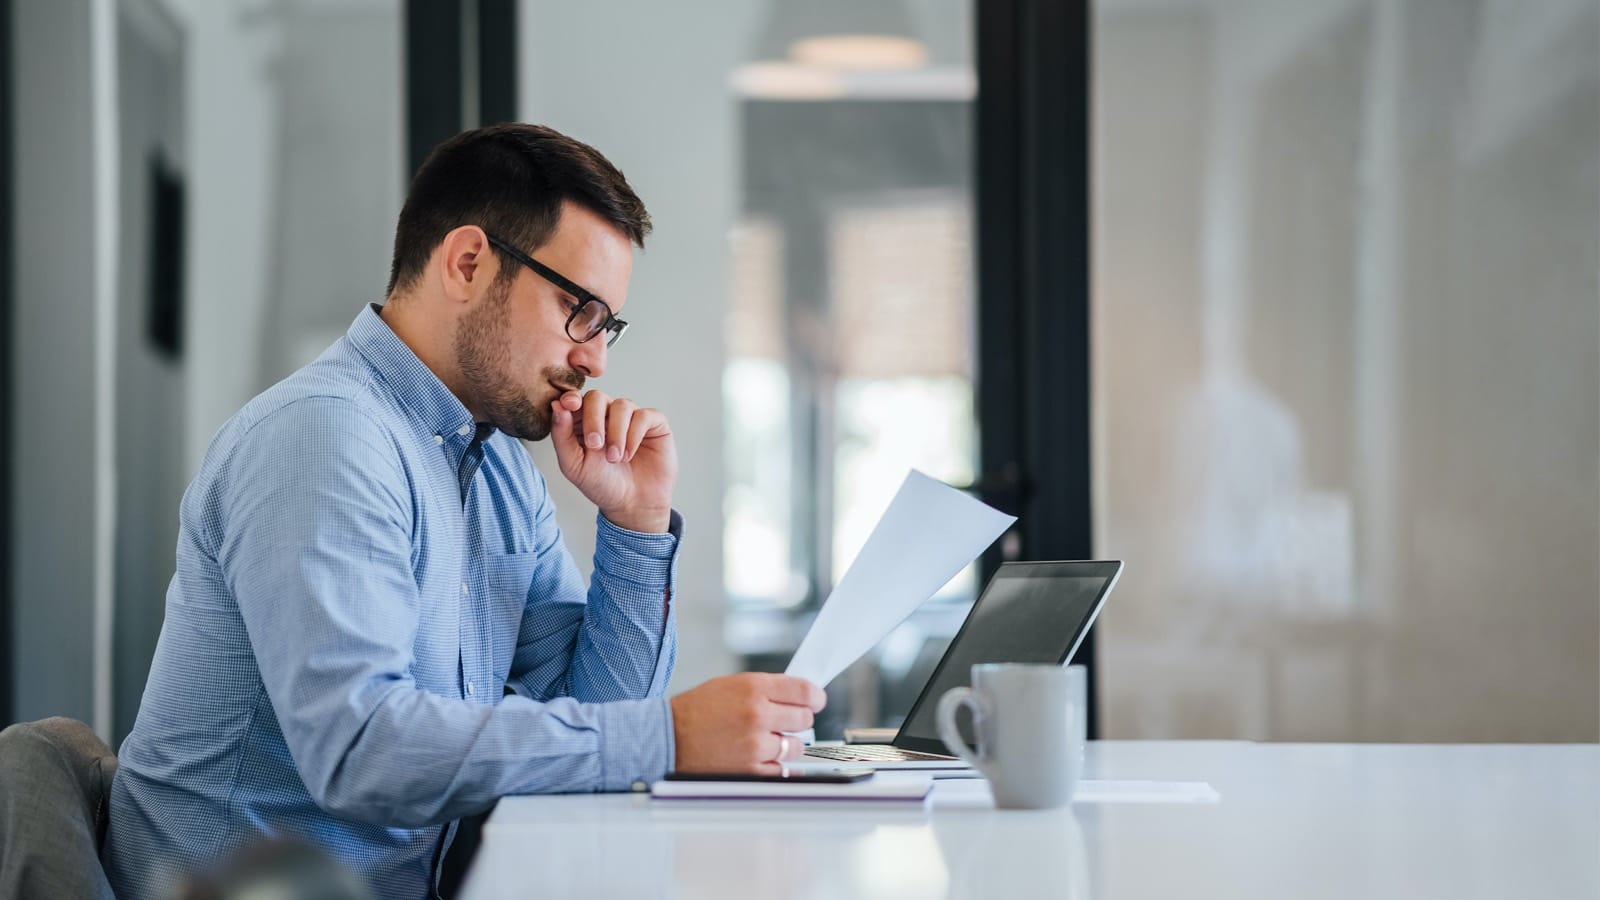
[5,0,400,730]
[166,0,403,474]
[112,0,187,744]
[518,0,758,690]
[9,0,115,732]
[163,0,291,475]
[256,3,404,377]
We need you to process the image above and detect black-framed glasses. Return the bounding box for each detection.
[485,233,629,348]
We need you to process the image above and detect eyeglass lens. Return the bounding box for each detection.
[567,299,611,344]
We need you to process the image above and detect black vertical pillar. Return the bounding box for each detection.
[0,0,13,726]
[976,0,1098,736]
[476,0,517,127]
[405,1,519,179]
[405,1,463,178]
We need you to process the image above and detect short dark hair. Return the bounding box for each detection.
[386,123,651,296]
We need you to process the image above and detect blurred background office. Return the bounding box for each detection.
[2,0,1595,748]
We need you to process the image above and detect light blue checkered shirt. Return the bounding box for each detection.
[104,304,680,899]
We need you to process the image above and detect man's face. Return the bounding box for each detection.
[454,202,634,441]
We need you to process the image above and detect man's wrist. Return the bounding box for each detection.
[597,696,676,791]
[601,506,672,534]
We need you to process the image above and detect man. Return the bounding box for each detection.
[104,123,824,899]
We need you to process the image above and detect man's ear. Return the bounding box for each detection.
[434,225,492,304]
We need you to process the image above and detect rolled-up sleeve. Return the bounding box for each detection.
[505,465,680,705]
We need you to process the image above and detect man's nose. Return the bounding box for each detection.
[569,339,606,380]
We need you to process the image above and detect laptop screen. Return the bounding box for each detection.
[893,560,1122,757]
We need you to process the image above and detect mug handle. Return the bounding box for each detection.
[936,687,991,777]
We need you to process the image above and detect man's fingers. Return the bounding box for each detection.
[604,399,635,463]
[760,673,827,711]
[762,732,807,764]
[745,733,806,769]
[779,733,808,761]
[623,409,664,462]
[764,704,815,734]
[580,391,610,452]
[549,401,583,470]
[670,674,827,776]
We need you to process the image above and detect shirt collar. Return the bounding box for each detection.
[347,303,477,442]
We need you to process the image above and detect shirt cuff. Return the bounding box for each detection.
[597,695,676,791]
[594,510,683,584]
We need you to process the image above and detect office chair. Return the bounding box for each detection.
[0,716,119,899]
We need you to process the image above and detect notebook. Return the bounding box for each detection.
[650,774,933,802]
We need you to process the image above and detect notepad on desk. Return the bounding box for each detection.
[651,774,933,802]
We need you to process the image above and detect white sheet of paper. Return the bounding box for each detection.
[785,469,1016,687]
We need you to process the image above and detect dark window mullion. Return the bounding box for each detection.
[0,0,12,726]
[976,0,1098,736]
[404,1,463,179]
[476,0,517,126]
[405,0,517,180]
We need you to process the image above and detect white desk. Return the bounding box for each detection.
[459,741,1600,900]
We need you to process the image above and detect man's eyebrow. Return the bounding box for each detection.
[577,284,611,307]
[486,233,612,309]
[547,268,609,309]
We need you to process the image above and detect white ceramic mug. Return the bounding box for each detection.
[936,663,1084,809]
[1066,663,1087,770]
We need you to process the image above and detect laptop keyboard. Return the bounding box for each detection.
[804,744,953,762]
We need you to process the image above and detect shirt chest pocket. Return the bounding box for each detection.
[484,551,538,677]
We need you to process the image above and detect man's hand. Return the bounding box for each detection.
[670,673,827,775]
[550,389,676,533]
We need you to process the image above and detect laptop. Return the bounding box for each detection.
[800,560,1123,770]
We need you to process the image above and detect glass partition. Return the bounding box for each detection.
[1091,0,1600,741]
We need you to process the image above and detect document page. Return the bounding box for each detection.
[785,470,1016,687]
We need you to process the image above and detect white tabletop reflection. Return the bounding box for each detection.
[459,741,1599,900]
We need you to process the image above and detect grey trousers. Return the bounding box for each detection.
[0,717,119,899]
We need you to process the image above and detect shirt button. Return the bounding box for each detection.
[461,583,469,596]
[434,434,444,445]
[466,681,475,697]
[458,423,472,436]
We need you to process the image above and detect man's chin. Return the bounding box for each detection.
[497,408,552,442]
